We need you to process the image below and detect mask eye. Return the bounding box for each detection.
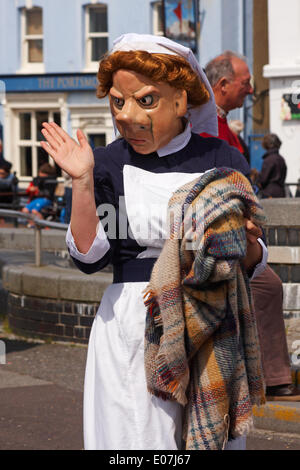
[112,96,124,109]
[138,95,154,106]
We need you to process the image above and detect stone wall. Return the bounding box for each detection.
[261,199,300,353]
[2,263,112,344]
[7,293,98,344]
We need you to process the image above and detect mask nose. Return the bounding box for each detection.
[115,100,148,129]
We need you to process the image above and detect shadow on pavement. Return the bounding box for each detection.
[0,336,41,354]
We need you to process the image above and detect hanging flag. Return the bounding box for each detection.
[173,1,182,24]
[163,0,197,52]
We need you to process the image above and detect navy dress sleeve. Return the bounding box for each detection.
[70,147,115,274]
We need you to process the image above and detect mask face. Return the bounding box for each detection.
[109,69,187,154]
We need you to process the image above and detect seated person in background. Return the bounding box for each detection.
[0,161,17,204]
[22,162,57,224]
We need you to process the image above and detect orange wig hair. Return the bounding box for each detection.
[97,50,210,107]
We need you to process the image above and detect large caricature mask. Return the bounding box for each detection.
[98,34,218,154]
[109,69,187,155]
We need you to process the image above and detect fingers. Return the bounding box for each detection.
[44,121,69,142]
[41,121,77,158]
[41,127,60,153]
[76,129,89,148]
[41,122,65,157]
[43,122,64,144]
[40,139,56,159]
[245,219,262,244]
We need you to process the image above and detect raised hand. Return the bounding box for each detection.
[40,122,94,180]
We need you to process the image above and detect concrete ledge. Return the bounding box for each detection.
[283,283,300,310]
[2,264,113,302]
[253,401,300,435]
[0,228,66,252]
[261,199,300,227]
[268,246,300,264]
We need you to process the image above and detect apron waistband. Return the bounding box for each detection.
[113,258,157,283]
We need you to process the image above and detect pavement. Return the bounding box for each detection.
[0,324,300,451]
[0,330,86,450]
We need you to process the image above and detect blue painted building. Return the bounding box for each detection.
[0,0,256,183]
[0,0,166,183]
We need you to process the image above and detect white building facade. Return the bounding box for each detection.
[264,0,300,185]
[0,0,165,184]
[0,0,256,185]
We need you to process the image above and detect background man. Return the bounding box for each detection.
[203,51,300,401]
[202,50,252,157]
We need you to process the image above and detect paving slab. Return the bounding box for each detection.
[0,368,51,388]
[253,400,300,435]
[0,384,83,450]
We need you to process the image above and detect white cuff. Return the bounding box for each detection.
[66,222,110,264]
[250,238,268,280]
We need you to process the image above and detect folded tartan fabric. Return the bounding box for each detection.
[144,167,266,450]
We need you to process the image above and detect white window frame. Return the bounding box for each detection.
[17,109,61,179]
[68,104,114,148]
[152,1,164,36]
[84,3,108,71]
[19,6,45,74]
[3,93,67,185]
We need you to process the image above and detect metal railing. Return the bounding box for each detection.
[0,209,68,267]
[285,183,300,198]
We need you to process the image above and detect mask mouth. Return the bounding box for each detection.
[127,137,147,143]
[113,119,151,138]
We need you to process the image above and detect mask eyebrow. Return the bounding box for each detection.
[109,87,124,98]
[133,86,160,99]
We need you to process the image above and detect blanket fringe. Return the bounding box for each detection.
[143,289,163,325]
[223,415,255,450]
[233,419,254,440]
[147,386,173,401]
[147,382,187,406]
[222,414,230,450]
[154,355,188,405]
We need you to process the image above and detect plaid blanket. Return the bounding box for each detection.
[144,167,266,450]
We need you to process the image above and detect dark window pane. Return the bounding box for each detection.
[28,39,43,62]
[91,37,108,61]
[38,146,61,177]
[88,133,106,149]
[37,146,49,170]
[26,8,43,35]
[53,113,62,174]
[54,162,62,177]
[89,6,108,32]
[20,113,31,140]
[53,112,61,126]
[20,147,32,176]
[36,111,48,141]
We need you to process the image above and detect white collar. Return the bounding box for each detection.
[157,122,192,157]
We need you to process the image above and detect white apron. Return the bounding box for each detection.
[83,166,247,450]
